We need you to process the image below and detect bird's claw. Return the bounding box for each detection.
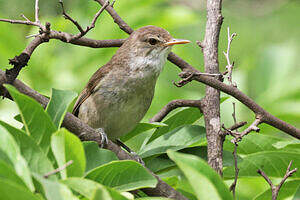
[96,128,108,148]
[130,151,145,166]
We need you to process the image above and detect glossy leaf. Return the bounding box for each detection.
[144,155,175,173]
[139,125,206,158]
[0,179,40,200]
[0,126,34,191]
[223,133,286,154]
[224,151,300,178]
[85,160,157,191]
[83,141,118,173]
[33,174,79,200]
[168,151,233,200]
[0,121,55,178]
[46,88,77,129]
[273,140,300,153]
[293,184,300,200]
[148,107,202,143]
[62,178,128,200]
[0,160,27,189]
[5,85,56,153]
[120,122,167,142]
[51,128,86,178]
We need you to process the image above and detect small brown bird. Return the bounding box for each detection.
[73,25,190,144]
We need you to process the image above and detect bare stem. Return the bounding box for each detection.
[43,160,73,178]
[223,27,237,86]
[35,0,40,23]
[257,161,298,200]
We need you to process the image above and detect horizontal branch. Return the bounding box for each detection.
[0,70,187,200]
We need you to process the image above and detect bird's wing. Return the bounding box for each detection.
[72,65,110,117]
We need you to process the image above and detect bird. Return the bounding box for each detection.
[72,25,190,146]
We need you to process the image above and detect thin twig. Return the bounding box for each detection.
[20,14,30,22]
[43,160,73,178]
[59,0,109,42]
[257,161,298,200]
[223,27,237,86]
[111,0,116,8]
[229,142,239,199]
[232,102,237,124]
[59,0,84,33]
[35,0,40,23]
[228,121,247,131]
[149,99,203,123]
[0,18,43,29]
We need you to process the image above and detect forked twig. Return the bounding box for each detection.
[257,161,298,200]
[223,27,237,86]
[59,0,110,41]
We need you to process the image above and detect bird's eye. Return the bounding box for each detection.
[148,38,158,45]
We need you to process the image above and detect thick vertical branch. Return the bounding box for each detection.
[201,0,224,175]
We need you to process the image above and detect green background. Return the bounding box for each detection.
[0,0,299,199]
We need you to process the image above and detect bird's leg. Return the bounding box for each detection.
[115,139,145,165]
[96,128,108,148]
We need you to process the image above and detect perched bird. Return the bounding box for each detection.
[72,25,190,144]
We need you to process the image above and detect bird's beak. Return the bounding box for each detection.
[164,39,190,46]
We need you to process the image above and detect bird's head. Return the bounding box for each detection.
[124,25,190,60]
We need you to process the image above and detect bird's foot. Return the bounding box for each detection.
[130,151,145,166]
[115,139,145,166]
[96,128,108,148]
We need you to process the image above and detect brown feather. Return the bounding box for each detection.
[72,64,111,116]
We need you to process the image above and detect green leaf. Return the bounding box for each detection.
[120,122,167,142]
[0,126,34,191]
[62,178,129,200]
[83,141,118,173]
[273,140,300,152]
[46,88,77,129]
[139,125,206,158]
[148,107,202,143]
[224,151,300,178]
[293,184,300,200]
[85,160,157,191]
[167,151,233,200]
[223,133,286,154]
[148,97,228,143]
[255,180,300,200]
[5,85,56,153]
[144,155,175,173]
[0,179,40,200]
[0,160,28,189]
[33,174,79,200]
[51,128,86,178]
[0,121,55,178]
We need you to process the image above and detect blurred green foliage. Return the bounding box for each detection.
[0,0,299,199]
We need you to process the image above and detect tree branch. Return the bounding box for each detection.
[257,161,298,200]
[0,70,188,200]
[201,0,224,175]
[149,99,203,123]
